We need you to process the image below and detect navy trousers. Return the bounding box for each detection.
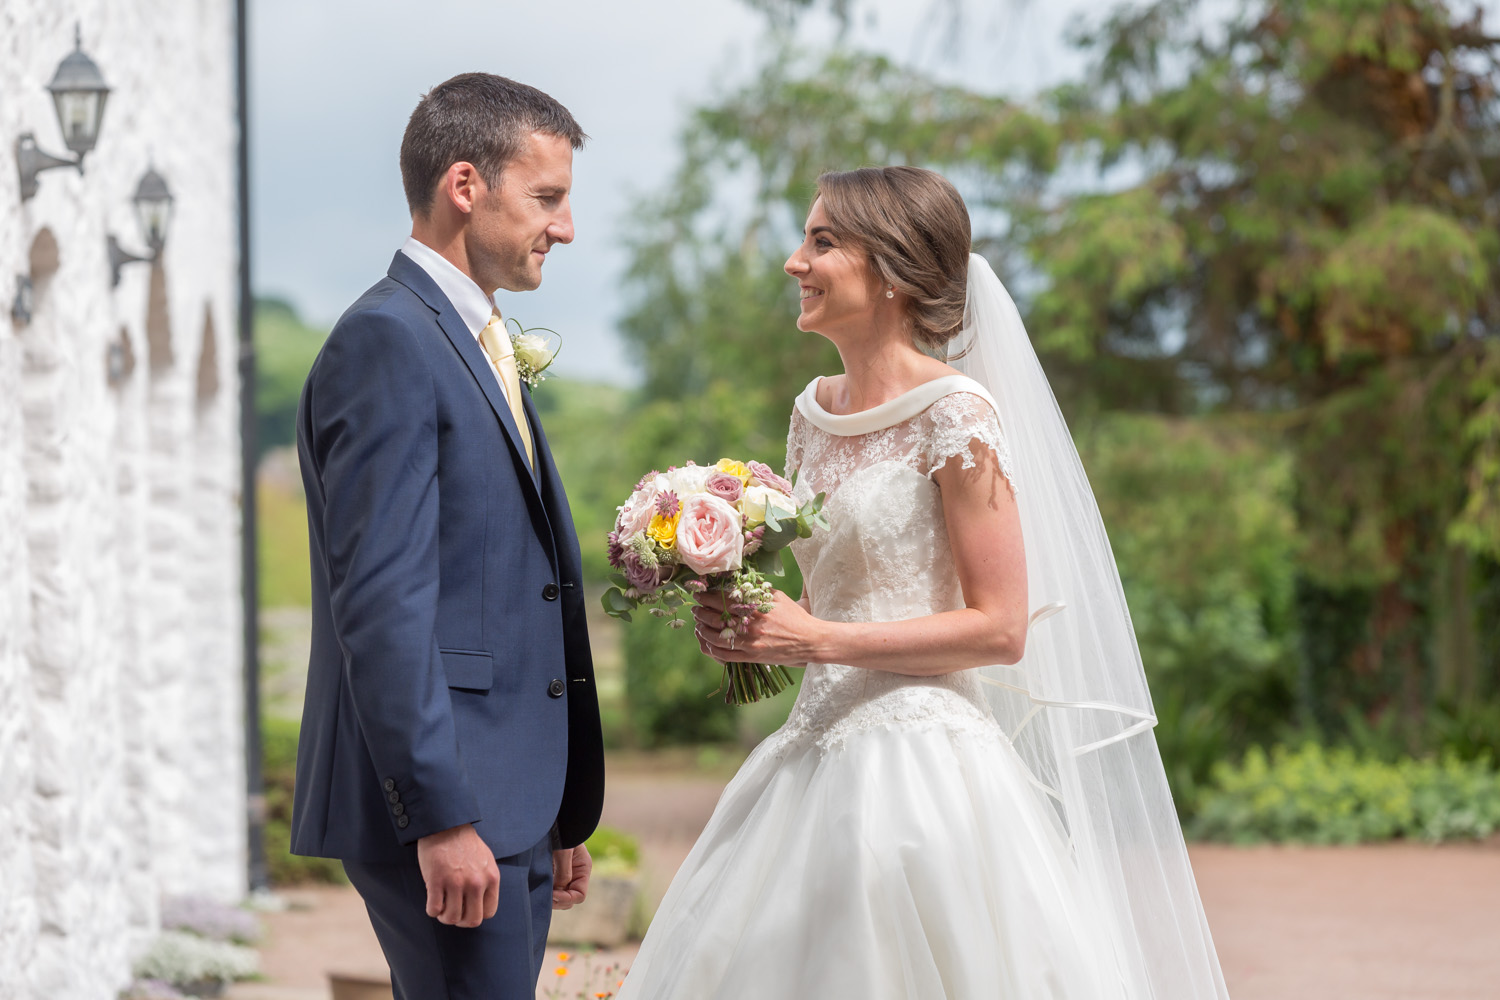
[343,835,553,999]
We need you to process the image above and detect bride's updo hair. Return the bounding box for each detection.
[814,166,972,351]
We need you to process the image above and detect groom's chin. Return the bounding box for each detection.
[500,271,544,293]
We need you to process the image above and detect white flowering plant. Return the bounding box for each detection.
[159,895,262,945]
[604,457,828,705]
[131,931,259,993]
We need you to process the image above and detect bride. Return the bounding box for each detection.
[617,167,1230,999]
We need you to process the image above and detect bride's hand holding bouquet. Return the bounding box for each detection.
[691,588,823,669]
[602,458,828,705]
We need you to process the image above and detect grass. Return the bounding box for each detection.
[257,470,311,609]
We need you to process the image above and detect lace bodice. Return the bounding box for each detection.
[765,375,1018,755]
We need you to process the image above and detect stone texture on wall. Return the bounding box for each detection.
[1,1,246,997]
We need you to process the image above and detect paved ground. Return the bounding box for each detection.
[231,755,1500,1000]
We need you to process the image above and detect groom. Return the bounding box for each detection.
[290,73,604,997]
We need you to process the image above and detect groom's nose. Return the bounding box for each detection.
[548,205,574,245]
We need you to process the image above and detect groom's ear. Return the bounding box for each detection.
[440,161,485,217]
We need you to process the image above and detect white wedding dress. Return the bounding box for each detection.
[618,375,1135,999]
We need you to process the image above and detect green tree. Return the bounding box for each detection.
[619,0,1500,751]
[254,297,326,457]
[612,0,1500,755]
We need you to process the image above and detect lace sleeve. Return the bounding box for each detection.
[921,391,1017,493]
[785,408,806,480]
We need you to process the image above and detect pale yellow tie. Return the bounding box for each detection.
[478,313,535,470]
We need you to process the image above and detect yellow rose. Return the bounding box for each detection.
[715,458,752,485]
[648,511,680,550]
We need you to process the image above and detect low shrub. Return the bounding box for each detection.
[585,825,642,877]
[120,981,186,1000]
[131,931,259,989]
[1189,742,1500,844]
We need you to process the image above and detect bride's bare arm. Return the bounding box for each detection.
[695,441,1027,675]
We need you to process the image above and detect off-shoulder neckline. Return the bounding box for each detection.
[794,374,999,437]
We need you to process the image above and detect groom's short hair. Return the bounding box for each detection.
[400,73,587,217]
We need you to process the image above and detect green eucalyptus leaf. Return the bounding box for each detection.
[604,588,637,616]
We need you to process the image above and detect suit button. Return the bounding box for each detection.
[548,678,565,698]
[396,815,409,830]
[387,790,400,804]
[392,803,404,816]
[383,778,395,793]
[542,583,560,601]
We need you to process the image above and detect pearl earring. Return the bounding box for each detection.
[885,285,895,299]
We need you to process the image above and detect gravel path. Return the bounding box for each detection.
[231,759,1500,1000]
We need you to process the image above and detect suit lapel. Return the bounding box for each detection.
[387,253,543,497]
[435,308,546,493]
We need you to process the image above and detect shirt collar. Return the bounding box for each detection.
[399,236,496,338]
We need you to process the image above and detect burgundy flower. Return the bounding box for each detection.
[656,490,681,518]
[748,461,793,495]
[621,549,673,594]
[704,472,744,505]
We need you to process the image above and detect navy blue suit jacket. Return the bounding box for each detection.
[290,252,604,863]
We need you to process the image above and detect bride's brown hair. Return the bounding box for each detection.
[814,166,972,351]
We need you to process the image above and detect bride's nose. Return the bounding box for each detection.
[785,247,808,277]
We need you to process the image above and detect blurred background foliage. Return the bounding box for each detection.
[256,0,1500,863]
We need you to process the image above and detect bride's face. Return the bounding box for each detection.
[785,198,886,337]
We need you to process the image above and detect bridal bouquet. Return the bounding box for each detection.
[603,458,828,705]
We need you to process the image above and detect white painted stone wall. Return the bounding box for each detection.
[1,2,246,997]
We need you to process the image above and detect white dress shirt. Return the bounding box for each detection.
[399,236,515,405]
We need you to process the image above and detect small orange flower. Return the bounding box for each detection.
[555,966,569,977]
[557,952,572,962]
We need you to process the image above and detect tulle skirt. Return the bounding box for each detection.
[618,721,1132,999]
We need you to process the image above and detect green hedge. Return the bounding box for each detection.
[262,716,346,885]
[622,617,739,747]
[1189,743,1500,844]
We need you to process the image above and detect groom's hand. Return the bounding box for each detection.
[417,824,500,928]
[552,844,592,909]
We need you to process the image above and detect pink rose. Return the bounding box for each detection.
[704,472,744,504]
[748,461,794,495]
[616,476,665,539]
[675,494,745,576]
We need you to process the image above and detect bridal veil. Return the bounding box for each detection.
[954,252,1232,999]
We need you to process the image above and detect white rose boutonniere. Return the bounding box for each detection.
[504,319,560,389]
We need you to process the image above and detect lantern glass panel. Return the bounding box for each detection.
[134,197,172,252]
[51,89,104,155]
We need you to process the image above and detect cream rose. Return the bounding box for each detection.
[511,331,554,370]
[675,494,745,575]
[666,463,715,497]
[741,485,796,528]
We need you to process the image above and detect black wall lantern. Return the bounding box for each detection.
[15,25,112,202]
[10,275,33,327]
[108,167,174,287]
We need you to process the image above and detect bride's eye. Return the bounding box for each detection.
[815,237,834,249]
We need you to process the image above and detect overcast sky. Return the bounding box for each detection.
[248,0,1126,383]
